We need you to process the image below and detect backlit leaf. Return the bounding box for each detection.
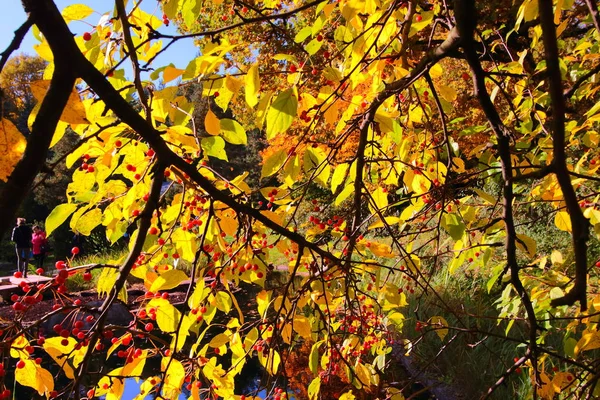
[62,4,94,21]
[45,203,78,237]
[0,118,26,182]
[205,110,221,135]
[266,88,297,139]
[245,63,260,107]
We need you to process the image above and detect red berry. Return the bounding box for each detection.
[83,32,92,41]
[115,140,122,148]
[83,272,92,281]
[71,247,80,255]
[316,34,323,41]
[221,15,227,21]
[149,227,158,235]
[461,72,470,81]
[311,68,319,76]
[289,64,297,73]
[13,271,22,279]
[242,6,248,12]
[87,165,95,173]
[144,323,154,332]
[146,149,155,157]
[36,268,44,275]
[16,360,25,369]
[214,91,220,97]
[55,261,66,269]
[415,14,422,22]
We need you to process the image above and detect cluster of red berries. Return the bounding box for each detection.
[80,154,95,173]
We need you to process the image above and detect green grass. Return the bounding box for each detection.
[402,269,533,399]
[64,248,129,292]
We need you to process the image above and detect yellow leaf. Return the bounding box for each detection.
[550,250,563,265]
[245,63,260,107]
[162,357,185,398]
[30,80,88,125]
[261,149,287,178]
[257,290,271,317]
[429,316,449,340]
[266,88,298,139]
[308,377,321,400]
[62,4,94,21]
[43,337,78,379]
[438,84,457,102]
[163,66,185,83]
[555,211,572,232]
[15,359,54,395]
[538,372,554,400]
[150,269,189,292]
[147,298,181,333]
[209,333,231,348]
[340,391,357,400]
[293,316,312,338]
[370,187,389,211]
[73,208,103,235]
[575,330,600,355]
[516,234,536,257]
[205,110,221,135]
[369,241,395,257]
[0,118,26,181]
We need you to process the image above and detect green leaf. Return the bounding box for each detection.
[294,27,312,42]
[45,203,78,237]
[201,136,228,161]
[305,38,323,55]
[309,340,323,375]
[266,88,297,139]
[220,119,247,145]
[150,269,189,292]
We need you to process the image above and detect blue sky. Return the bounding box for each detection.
[1,0,198,76]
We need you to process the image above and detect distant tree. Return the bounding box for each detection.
[0,53,46,134]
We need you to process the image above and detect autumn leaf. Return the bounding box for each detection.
[0,118,26,181]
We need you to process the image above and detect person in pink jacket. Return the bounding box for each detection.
[31,225,47,271]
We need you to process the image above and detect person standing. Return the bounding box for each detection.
[31,225,47,271]
[11,218,32,278]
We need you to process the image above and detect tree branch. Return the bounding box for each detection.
[0,17,33,74]
[0,2,75,241]
[539,0,590,310]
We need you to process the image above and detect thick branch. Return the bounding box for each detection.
[539,0,590,310]
[0,4,75,241]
